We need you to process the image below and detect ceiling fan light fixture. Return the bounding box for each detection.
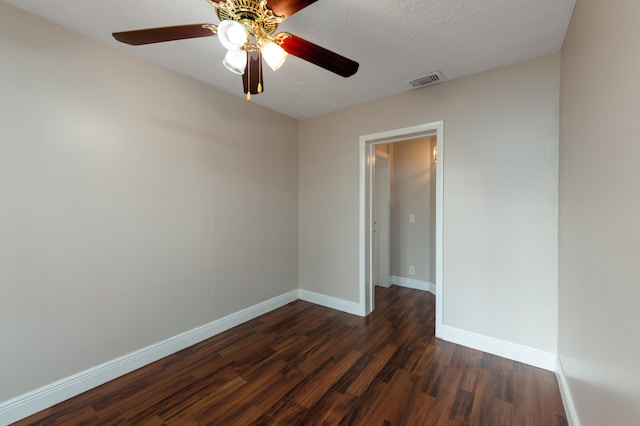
[217,20,248,50]
[259,38,288,71]
[112,0,360,99]
[223,49,247,75]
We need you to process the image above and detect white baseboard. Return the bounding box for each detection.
[297,289,365,317]
[439,325,557,371]
[0,290,299,425]
[391,276,436,295]
[375,279,392,288]
[556,357,580,426]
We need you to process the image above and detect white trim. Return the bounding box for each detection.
[358,131,367,314]
[391,276,436,295]
[434,123,444,339]
[359,121,444,338]
[439,325,557,371]
[298,289,365,317]
[556,357,580,426]
[375,279,392,288]
[0,290,298,425]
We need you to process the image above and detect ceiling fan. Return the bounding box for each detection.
[112,0,359,100]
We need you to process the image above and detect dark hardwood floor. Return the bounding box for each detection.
[14,286,567,425]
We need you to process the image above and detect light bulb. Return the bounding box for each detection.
[259,38,288,71]
[223,49,247,75]
[218,20,248,50]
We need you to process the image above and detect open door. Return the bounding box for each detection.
[373,150,391,288]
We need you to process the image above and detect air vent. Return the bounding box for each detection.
[405,71,444,89]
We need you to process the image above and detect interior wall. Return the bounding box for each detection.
[390,137,434,284]
[299,53,560,353]
[0,3,299,402]
[559,0,640,423]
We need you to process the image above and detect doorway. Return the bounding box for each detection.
[359,121,444,338]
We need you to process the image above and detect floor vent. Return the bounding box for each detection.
[405,71,444,89]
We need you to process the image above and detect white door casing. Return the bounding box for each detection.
[359,121,444,338]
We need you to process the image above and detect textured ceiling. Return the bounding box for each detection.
[3,0,575,119]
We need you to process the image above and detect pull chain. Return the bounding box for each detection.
[257,51,263,93]
[246,52,252,102]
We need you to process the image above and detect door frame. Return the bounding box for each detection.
[358,121,444,338]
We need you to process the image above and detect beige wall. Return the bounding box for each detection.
[559,0,640,423]
[299,53,560,352]
[0,3,298,401]
[390,137,435,283]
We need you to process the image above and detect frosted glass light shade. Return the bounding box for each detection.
[218,20,248,50]
[223,49,247,75]
[259,38,288,71]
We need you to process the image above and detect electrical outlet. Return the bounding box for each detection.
[409,266,415,275]
[409,214,416,223]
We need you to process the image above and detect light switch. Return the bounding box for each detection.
[409,214,415,223]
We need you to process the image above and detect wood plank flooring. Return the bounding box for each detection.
[13,286,567,425]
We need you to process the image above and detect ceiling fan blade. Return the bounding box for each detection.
[276,33,359,78]
[267,0,318,18]
[113,24,216,46]
[243,51,264,97]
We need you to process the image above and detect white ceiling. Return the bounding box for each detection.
[3,0,575,119]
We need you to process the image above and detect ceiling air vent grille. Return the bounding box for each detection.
[406,71,443,89]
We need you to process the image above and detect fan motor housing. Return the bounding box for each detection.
[213,0,283,36]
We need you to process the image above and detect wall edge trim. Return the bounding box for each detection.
[440,325,557,371]
[297,289,366,317]
[391,276,436,295]
[556,357,581,426]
